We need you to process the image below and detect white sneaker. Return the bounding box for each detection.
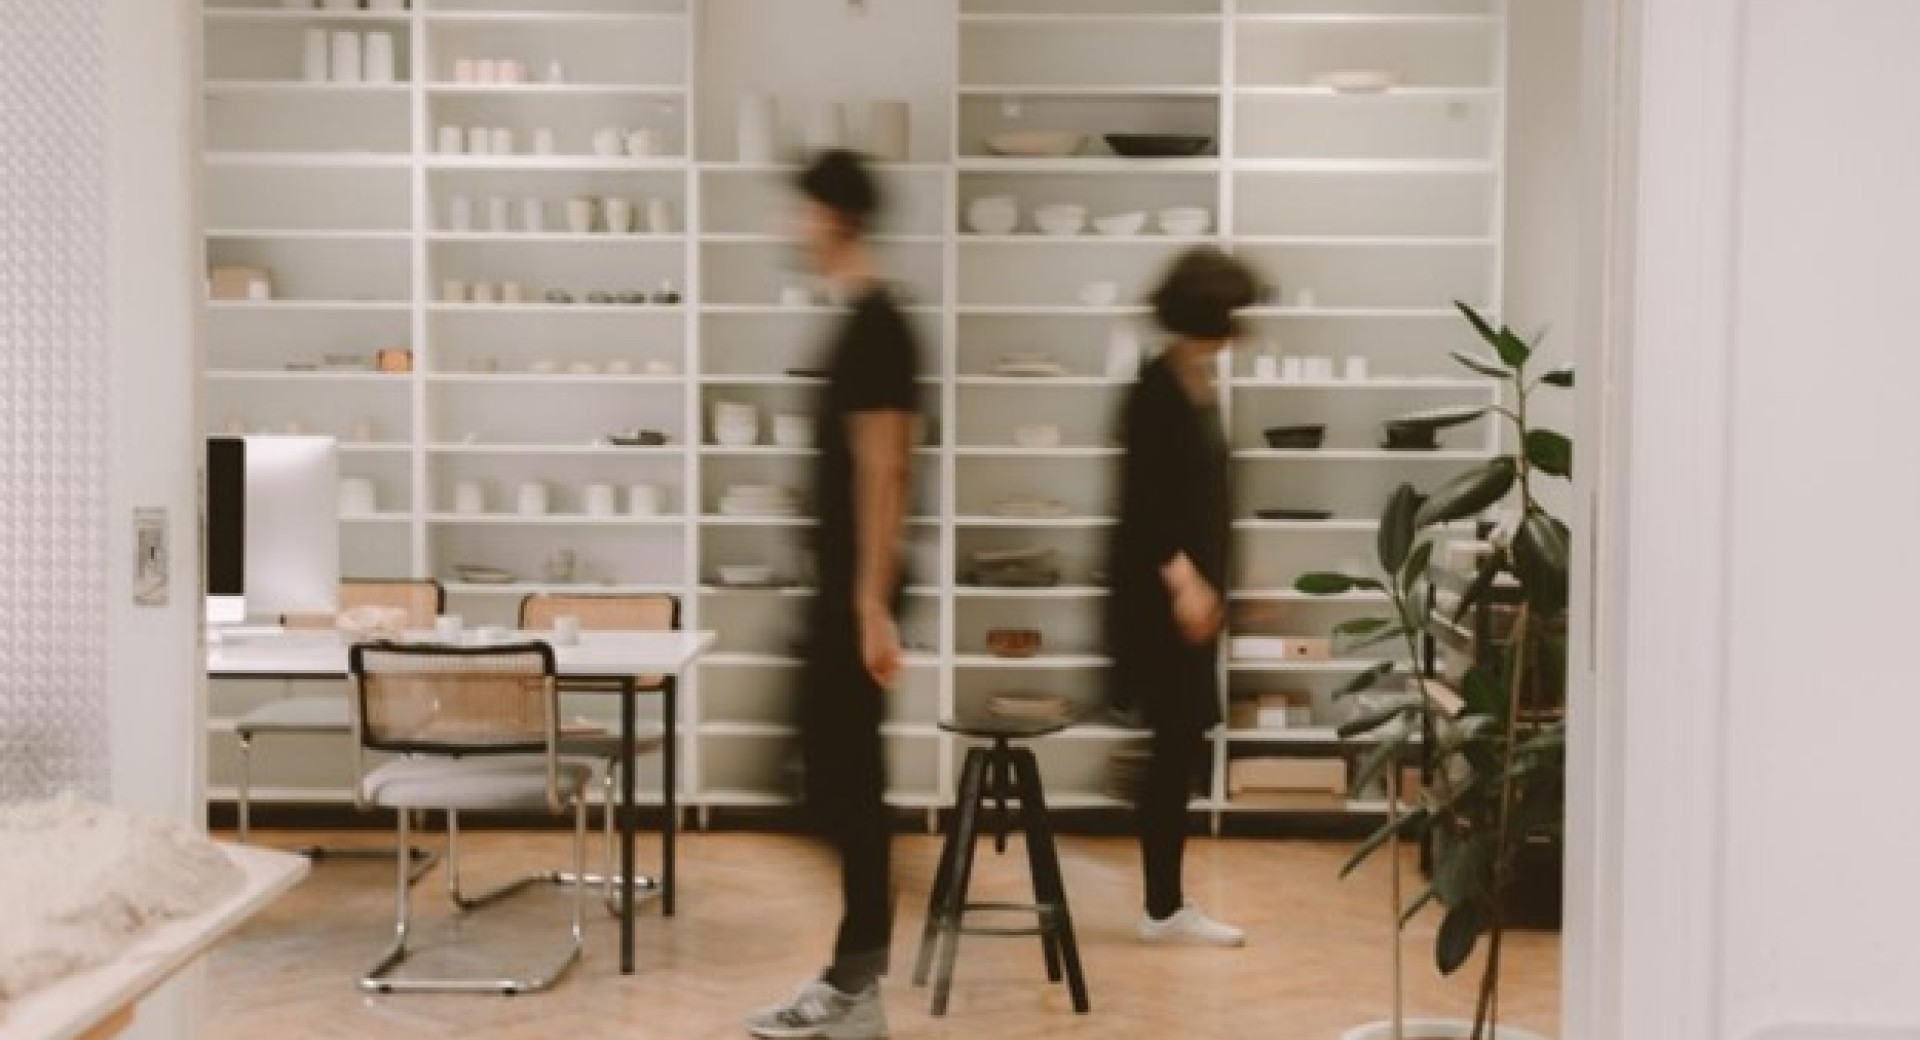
[746,979,889,1039]
[1138,903,1247,947]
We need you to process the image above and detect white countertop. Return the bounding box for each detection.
[0,844,308,1040]
[207,629,717,677]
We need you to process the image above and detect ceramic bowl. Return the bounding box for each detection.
[987,629,1043,659]
[718,564,774,587]
[1104,133,1212,157]
[985,131,1085,158]
[1034,203,1088,236]
[1157,207,1211,236]
[1094,211,1148,236]
[966,196,1020,235]
[1264,424,1327,450]
[714,423,758,448]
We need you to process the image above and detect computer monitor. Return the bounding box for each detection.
[205,435,340,625]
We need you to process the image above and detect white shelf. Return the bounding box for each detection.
[957,157,1221,175]
[205,370,401,382]
[699,161,950,175]
[699,446,816,458]
[425,83,686,97]
[955,306,1151,317]
[203,8,409,22]
[1236,306,1470,319]
[698,515,815,528]
[1226,658,1400,673]
[1233,449,1491,462]
[703,232,943,246]
[339,513,411,524]
[205,300,409,312]
[1234,519,1377,532]
[427,443,682,456]
[426,373,683,385]
[442,582,683,597]
[204,80,411,96]
[337,442,410,455]
[205,228,411,241]
[701,304,943,316]
[427,514,685,527]
[1234,13,1499,25]
[953,585,1106,600]
[203,151,410,168]
[1231,588,1390,604]
[427,231,686,244]
[1235,158,1497,174]
[953,653,1110,670]
[959,233,1213,246]
[1231,234,1496,247]
[955,516,1116,529]
[957,84,1219,97]
[421,11,687,24]
[427,303,685,316]
[954,446,1122,458]
[424,156,688,172]
[960,12,1223,25]
[1230,377,1492,390]
[1235,86,1500,99]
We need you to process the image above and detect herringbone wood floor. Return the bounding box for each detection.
[205,828,1558,1039]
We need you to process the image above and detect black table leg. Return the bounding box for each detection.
[621,675,637,975]
[662,676,677,917]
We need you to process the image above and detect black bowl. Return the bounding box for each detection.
[1105,134,1213,158]
[1257,508,1335,522]
[1264,424,1327,450]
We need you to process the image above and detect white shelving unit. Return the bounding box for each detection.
[200,0,1506,829]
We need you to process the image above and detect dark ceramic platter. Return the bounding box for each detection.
[1256,508,1335,522]
[1105,134,1213,157]
[1264,424,1327,450]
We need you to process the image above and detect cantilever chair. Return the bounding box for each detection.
[233,579,443,880]
[350,641,591,995]
[452,592,677,916]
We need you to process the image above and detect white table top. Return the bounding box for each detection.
[0,844,308,1040]
[207,629,717,678]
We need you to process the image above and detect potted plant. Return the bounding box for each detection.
[1298,303,1571,1040]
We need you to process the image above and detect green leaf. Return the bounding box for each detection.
[1337,695,1421,739]
[1451,549,1505,625]
[1541,365,1575,388]
[1433,833,1492,907]
[1393,405,1489,431]
[1333,617,1407,656]
[1341,623,1413,655]
[1334,616,1397,639]
[1512,512,1572,611]
[1461,665,1505,719]
[1295,572,1358,596]
[1399,539,1436,593]
[1400,885,1439,928]
[1332,661,1395,698]
[1525,429,1574,479]
[1377,484,1421,573]
[1436,900,1490,975]
[1339,807,1429,880]
[1450,351,1513,380]
[1349,732,1408,794]
[1413,457,1517,529]
[1456,302,1531,370]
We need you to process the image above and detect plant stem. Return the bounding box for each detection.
[1476,604,1533,1039]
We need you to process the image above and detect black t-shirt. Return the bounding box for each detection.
[811,287,921,605]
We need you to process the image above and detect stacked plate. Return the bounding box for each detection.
[969,546,1062,588]
[992,498,1070,520]
[719,484,800,517]
[994,353,1069,378]
[986,692,1076,723]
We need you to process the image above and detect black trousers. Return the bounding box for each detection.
[798,606,892,989]
[1138,724,1206,920]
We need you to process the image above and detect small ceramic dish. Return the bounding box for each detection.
[985,131,1085,158]
[1256,508,1335,522]
[1264,425,1328,450]
[454,564,515,584]
[987,629,1043,659]
[1104,133,1212,157]
[1094,211,1148,236]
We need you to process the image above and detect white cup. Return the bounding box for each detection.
[440,279,467,303]
[1254,354,1279,380]
[486,196,511,231]
[435,615,464,642]
[1305,356,1336,381]
[583,483,617,516]
[437,125,464,154]
[471,282,497,304]
[592,127,625,157]
[447,195,473,231]
[520,197,545,233]
[646,198,675,234]
[1296,287,1318,309]
[363,32,396,84]
[338,477,377,515]
[552,615,581,647]
[499,60,526,84]
[466,126,491,155]
[1281,356,1304,382]
[500,281,524,304]
[517,481,550,516]
[453,480,485,514]
[302,28,329,83]
[490,127,513,155]
[626,128,663,158]
[474,58,499,84]
[545,60,566,85]
[779,286,813,308]
[866,100,910,162]
[453,58,477,83]
[329,31,362,83]
[532,127,556,155]
[565,197,596,234]
[603,197,635,233]
[1344,356,1371,381]
[628,483,662,517]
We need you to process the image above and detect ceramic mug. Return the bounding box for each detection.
[603,198,635,233]
[441,279,467,303]
[486,196,511,231]
[566,196,597,234]
[302,28,329,83]
[517,481,550,516]
[329,31,361,83]
[628,483,662,517]
[470,282,497,304]
[779,286,813,308]
[592,127,625,157]
[520,197,545,232]
[1344,356,1370,381]
[626,128,664,158]
[452,58,477,83]
[646,198,675,234]
[437,125,463,155]
[773,414,812,449]
[363,32,396,84]
[466,126,491,155]
[532,127,556,155]
[474,58,499,84]
[1254,354,1279,380]
[489,127,513,155]
[583,483,617,516]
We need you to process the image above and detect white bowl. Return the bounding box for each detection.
[1034,204,1087,236]
[718,564,773,587]
[713,401,757,423]
[1094,211,1147,237]
[966,197,1020,235]
[985,131,1085,158]
[714,425,757,447]
[1157,206,1211,236]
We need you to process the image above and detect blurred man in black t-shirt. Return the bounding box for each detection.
[747,150,919,1040]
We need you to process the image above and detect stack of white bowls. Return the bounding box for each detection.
[720,484,799,517]
[966,196,1019,235]
[713,401,759,446]
[1035,203,1088,236]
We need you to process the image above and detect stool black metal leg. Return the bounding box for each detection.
[1013,750,1090,1014]
[992,741,1013,854]
[915,749,984,987]
[930,748,988,1016]
[1011,751,1065,983]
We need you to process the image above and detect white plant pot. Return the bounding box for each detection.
[1342,1020,1552,1040]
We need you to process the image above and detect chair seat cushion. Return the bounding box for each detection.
[362,757,592,812]
[236,696,349,736]
[558,725,666,760]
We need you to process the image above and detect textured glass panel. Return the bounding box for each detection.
[0,0,108,802]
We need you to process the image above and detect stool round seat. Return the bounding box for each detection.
[939,715,1073,740]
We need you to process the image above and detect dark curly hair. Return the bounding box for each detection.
[794,148,883,237]
[1149,246,1261,340]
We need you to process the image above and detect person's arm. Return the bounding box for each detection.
[847,408,914,684]
[1128,375,1221,644]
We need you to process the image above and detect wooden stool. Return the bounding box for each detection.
[912,716,1091,1016]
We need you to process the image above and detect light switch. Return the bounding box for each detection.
[134,507,167,607]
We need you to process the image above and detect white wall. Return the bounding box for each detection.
[1590,0,1920,1035]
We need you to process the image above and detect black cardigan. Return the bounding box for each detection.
[1103,352,1229,732]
